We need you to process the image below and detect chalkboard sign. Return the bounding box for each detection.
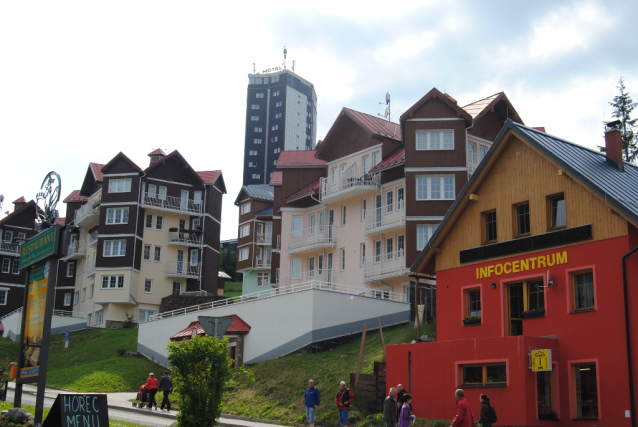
[43,393,109,427]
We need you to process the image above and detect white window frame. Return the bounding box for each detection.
[158,186,167,200]
[0,289,6,305]
[194,191,202,205]
[372,152,381,166]
[144,279,152,293]
[318,254,324,275]
[375,240,382,263]
[190,249,199,266]
[145,213,153,229]
[386,238,393,260]
[96,309,104,325]
[106,208,129,225]
[148,184,157,198]
[417,225,438,250]
[342,205,346,226]
[397,188,405,210]
[156,215,163,230]
[398,235,405,258]
[12,259,19,275]
[101,275,125,289]
[416,175,455,200]
[103,240,127,257]
[74,291,79,304]
[67,262,75,278]
[386,191,393,213]
[340,248,346,271]
[2,231,12,243]
[241,203,251,215]
[416,130,454,150]
[64,293,72,306]
[468,142,476,162]
[331,167,337,184]
[108,178,132,193]
[1,259,9,274]
[82,288,86,301]
[239,248,249,261]
[154,246,162,262]
[292,216,303,236]
[240,224,250,238]
[362,199,367,221]
[309,214,316,235]
[143,245,151,261]
[361,243,366,267]
[309,257,315,277]
[257,272,269,287]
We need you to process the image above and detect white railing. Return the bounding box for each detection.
[85,260,96,277]
[0,241,19,255]
[66,241,85,258]
[149,280,407,321]
[89,232,98,247]
[0,307,23,321]
[165,261,201,278]
[256,233,273,244]
[141,192,203,215]
[256,257,272,268]
[363,250,409,283]
[320,167,379,200]
[167,231,202,246]
[364,202,406,236]
[276,268,280,285]
[288,225,335,253]
[75,202,100,225]
[52,310,87,319]
[284,269,333,287]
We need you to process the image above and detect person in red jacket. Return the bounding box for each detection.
[334,381,356,427]
[451,389,474,427]
[145,372,160,410]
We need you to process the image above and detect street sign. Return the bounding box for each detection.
[19,226,59,270]
[531,349,552,372]
[198,316,233,339]
[65,331,69,341]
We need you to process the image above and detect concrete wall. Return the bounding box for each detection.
[138,288,409,366]
[2,311,87,341]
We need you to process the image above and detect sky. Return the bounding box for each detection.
[1,0,637,239]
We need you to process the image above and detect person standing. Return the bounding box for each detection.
[399,394,415,427]
[477,394,492,427]
[382,388,398,427]
[159,370,173,411]
[145,373,159,410]
[396,384,408,418]
[451,389,474,427]
[334,381,355,427]
[305,379,321,427]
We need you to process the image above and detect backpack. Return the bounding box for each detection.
[488,405,497,423]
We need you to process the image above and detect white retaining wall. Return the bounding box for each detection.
[2,311,87,341]
[138,288,409,366]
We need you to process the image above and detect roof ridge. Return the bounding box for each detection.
[343,107,400,125]
[461,92,503,109]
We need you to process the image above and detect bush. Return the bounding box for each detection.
[116,348,127,356]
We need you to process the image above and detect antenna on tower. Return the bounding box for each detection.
[378,92,391,122]
[0,195,4,213]
[283,44,287,69]
[253,63,256,74]
[292,60,296,73]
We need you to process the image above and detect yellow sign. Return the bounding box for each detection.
[476,251,568,279]
[21,261,49,378]
[531,349,552,372]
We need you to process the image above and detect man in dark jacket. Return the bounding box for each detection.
[304,379,321,427]
[159,370,173,411]
[334,381,356,427]
[382,387,398,427]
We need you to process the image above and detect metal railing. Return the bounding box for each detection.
[52,310,87,319]
[86,260,96,277]
[0,307,23,321]
[66,241,85,258]
[284,269,333,287]
[256,233,273,244]
[363,250,409,283]
[149,280,407,322]
[364,202,406,236]
[167,231,202,246]
[0,241,19,255]
[165,261,201,279]
[75,202,100,225]
[256,257,272,268]
[320,167,379,200]
[288,225,335,253]
[89,232,98,247]
[140,192,203,215]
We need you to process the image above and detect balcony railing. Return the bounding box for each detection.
[288,225,335,254]
[53,310,87,319]
[166,261,201,279]
[0,241,20,256]
[167,231,202,247]
[89,232,99,247]
[364,202,406,237]
[140,192,203,215]
[65,241,85,260]
[255,257,272,268]
[363,250,410,283]
[75,202,100,227]
[86,260,96,277]
[284,269,334,287]
[256,233,273,245]
[320,167,380,203]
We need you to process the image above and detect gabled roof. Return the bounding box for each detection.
[235,185,274,205]
[148,148,166,157]
[90,163,105,182]
[0,200,37,226]
[54,218,66,226]
[286,177,322,203]
[144,150,203,185]
[412,120,638,273]
[269,171,283,186]
[254,206,274,217]
[63,190,88,203]
[196,171,221,185]
[12,197,26,204]
[400,88,473,123]
[369,147,405,173]
[169,315,251,339]
[461,92,523,124]
[277,150,326,168]
[101,152,142,174]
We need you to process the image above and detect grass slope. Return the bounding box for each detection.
[224,282,243,297]
[222,323,439,426]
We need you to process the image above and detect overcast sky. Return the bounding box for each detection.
[1,0,636,239]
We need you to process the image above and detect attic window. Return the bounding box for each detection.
[150,156,160,163]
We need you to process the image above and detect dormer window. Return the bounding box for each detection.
[150,156,160,163]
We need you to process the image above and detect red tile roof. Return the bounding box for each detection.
[63,190,88,203]
[12,197,26,204]
[277,150,326,168]
[286,177,322,203]
[169,314,251,339]
[148,149,166,157]
[269,171,283,185]
[343,108,402,141]
[369,147,405,173]
[196,171,221,185]
[90,162,106,181]
[54,218,66,226]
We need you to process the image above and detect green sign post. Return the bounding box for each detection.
[19,226,58,270]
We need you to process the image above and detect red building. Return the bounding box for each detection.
[386,120,638,426]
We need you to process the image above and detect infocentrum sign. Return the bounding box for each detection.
[19,226,59,270]
[476,250,568,279]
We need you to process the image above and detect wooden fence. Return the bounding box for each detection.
[349,361,386,413]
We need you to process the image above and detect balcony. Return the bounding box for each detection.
[288,225,335,254]
[140,192,203,215]
[320,167,380,204]
[75,202,100,227]
[255,257,272,268]
[0,241,20,257]
[284,269,334,287]
[167,231,202,248]
[256,233,273,245]
[364,202,406,237]
[89,232,98,247]
[363,250,410,283]
[65,241,85,260]
[86,260,96,278]
[166,261,201,279]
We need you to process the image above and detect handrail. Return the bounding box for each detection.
[320,167,379,200]
[166,261,201,277]
[141,192,203,215]
[363,250,409,282]
[149,281,407,321]
[74,203,100,224]
[167,231,202,246]
[284,269,333,287]
[0,307,23,321]
[52,310,87,319]
[288,225,334,252]
[0,242,20,254]
[364,203,406,235]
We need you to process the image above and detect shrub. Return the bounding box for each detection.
[116,348,127,356]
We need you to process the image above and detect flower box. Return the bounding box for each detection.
[169,227,179,232]
[462,316,481,326]
[522,308,546,319]
[538,411,558,420]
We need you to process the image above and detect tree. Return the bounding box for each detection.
[168,336,252,427]
[219,247,238,281]
[601,77,638,163]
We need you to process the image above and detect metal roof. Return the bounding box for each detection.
[243,184,274,201]
[254,206,274,217]
[63,190,88,203]
[369,147,405,173]
[277,150,326,168]
[269,171,283,185]
[286,178,322,203]
[344,108,402,141]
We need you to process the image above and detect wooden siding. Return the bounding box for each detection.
[405,171,467,217]
[65,201,85,225]
[101,175,140,205]
[468,107,509,142]
[99,204,140,234]
[380,166,405,185]
[102,156,139,175]
[404,120,468,168]
[95,236,137,268]
[239,199,271,224]
[200,246,219,294]
[410,96,464,119]
[435,135,629,271]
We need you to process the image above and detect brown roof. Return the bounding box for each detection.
[286,177,322,203]
[148,149,166,157]
[169,315,251,339]
[90,163,106,181]
[0,200,38,225]
[461,92,523,124]
[196,171,221,185]
[277,150,326,168]
[102,152,142,175]
[12,197,26,204]
[63,190,88,203]
[400,88,473,123]
[342,108,401,141]
[145,150,202,184]
[269,171,283,185]
[369,147,405,173]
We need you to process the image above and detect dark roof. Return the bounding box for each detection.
[286,178,322,203]
[102,153,142,174]
[369,147,405,173]
[243,185,274,201]
[342,108,401,141]
[90,163,105,181]
[12,197,26,204]
[196,171,222,185]
[277,151,326,168]
[170,315,251,339]
[400,88,473,123]
[255,206,274,217]
[269,171,283,185]
[461,92,523,124]
[0,200,37,226]
[144,150,203,184]
[148,149,166,157]
[63,190,88,203]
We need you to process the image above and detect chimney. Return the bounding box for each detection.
[604,120,624,171]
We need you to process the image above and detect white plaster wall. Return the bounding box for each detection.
[3,312,88,340]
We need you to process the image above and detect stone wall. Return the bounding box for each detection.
[159,294,230,314]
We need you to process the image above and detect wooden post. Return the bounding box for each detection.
[355,324,367,386]
[378,318,386,357]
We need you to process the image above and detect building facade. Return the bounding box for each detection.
[242,69,317,185]
[387,121,638,426]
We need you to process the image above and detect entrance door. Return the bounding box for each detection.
[177,250,184,274]
[180,190,189,211]
[327,253,333,283]
[508,283,524,336]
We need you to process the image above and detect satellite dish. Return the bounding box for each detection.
[385,106,390,116]
[386,92,390,104]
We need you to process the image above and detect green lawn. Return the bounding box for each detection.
[224,281,242,298]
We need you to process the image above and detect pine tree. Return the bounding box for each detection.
[603,77,638,163]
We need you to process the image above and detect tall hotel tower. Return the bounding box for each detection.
[242,69,317,185]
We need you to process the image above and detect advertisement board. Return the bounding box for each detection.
[20,261,50,379]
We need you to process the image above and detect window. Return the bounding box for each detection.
[318,255,324,274]
[194,191,202,205]
[106,208,129,225]
[64,293,71,306]
[362,156,369,172]
[271,136,278,142]
[240,224,250,238]
[103,240,126,257]
[515,203,530,236]
[340,249,346,271]
[2,231,12,243]
[251,104,260,109]
[309,257,315,277]
[507,279,545,335]
[386,191,393,213]
[249,161,256,167]
[190,249,199,265]
[172,282,182,295]
[239,248,249,261]
[417,225,438,250]
[416,176,455,200]
[479,146,487,161]
[397,188,404,210]
[331,167,337,184]
[143,245,151,261]
[548,194,566,228]
[461,363,506,386]
[361,199,367,221]
[275,101,282,107]
[139,309,155,323]
[309,214,316,235]
[67,262,75,277]
[416,130,454,150]
[18,232,26,241]
[0,290,8,305]
[101,275,125,289]
[360,244,366,266]
[274,148,281,154]
[1,259,9,274]
[74,291,79,304]
[466,288,481,317]
[574,363,598,419]
[154,246,162,262]
[272,125,278,131]
[108,179,132,193]
[252,174,260,179]
[292,216,302,236]
[140,279,151,293]
[275,113,282,119]
[90,284,94,298]
[372,152,381,166]
[483,210,497,243]
[256,93,264,98]
[254,139,262,144]
[254,127,262,132]
[95,310,104,325]
[573,271,594,311]
[397,235,405,257]
[273,90,280,96]
[12,260,19,274]
[158,186,167,200]
[82,288,86,301]
[251,116,259,121]
[241,203,251,215]
[374,290,390,300]
[386,238,393,260]
[148,185,156,199]
[318,212,325,233]
[145,213,153,229]
[342,205,346,226]
[257,272,269,287]
[375,240,382,263]
[468,143,476,162]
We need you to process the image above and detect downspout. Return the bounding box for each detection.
[131,173,144,307]
[200,185,207,294]
[623,244,638,427]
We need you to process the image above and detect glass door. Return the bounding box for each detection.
[177,250,184,274]
[180,190,189,211]
[327,253,333,283]
[328,209,334,239]
[508,283,524,336]
[375,194,382,226]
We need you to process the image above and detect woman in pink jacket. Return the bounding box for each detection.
[399,394,415,427]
